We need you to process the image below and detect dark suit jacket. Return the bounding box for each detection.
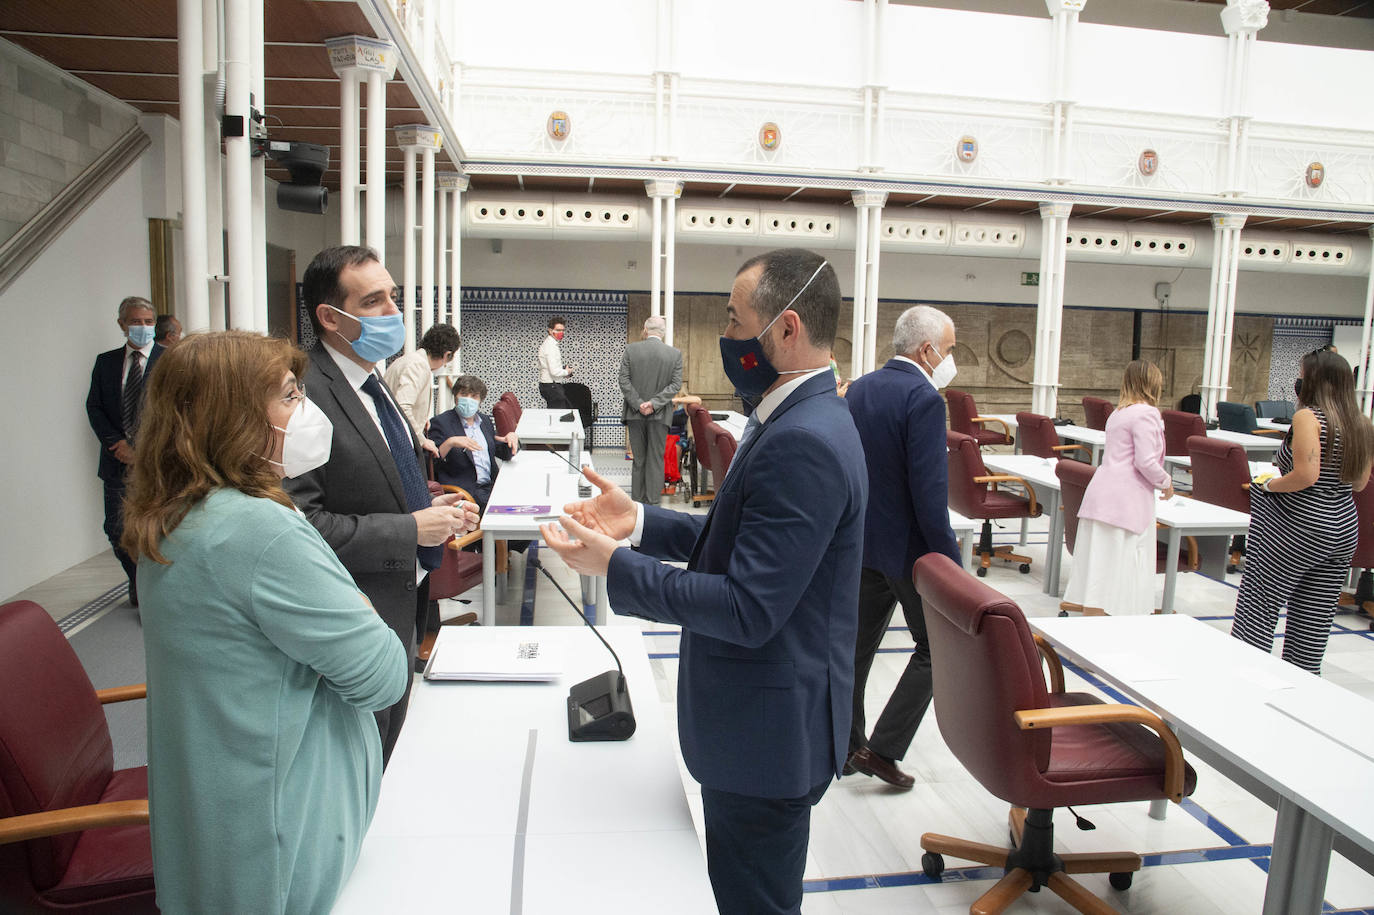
[86,343,164,482]
[618,337,683,424]
[845,358,961,579]
[607,372,867,799]
[282,344,424,654]
[426,409,512,499]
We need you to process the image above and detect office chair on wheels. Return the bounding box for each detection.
[947,430,1040,577]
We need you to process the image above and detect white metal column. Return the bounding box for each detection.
[1044,0,1082,185]
[664,195,677,346]
[395,126,442,354]
[1201,214,1246,421]
[850,195,870,380]
[1219,1,1269,196]
[249,0,267,332]
[365,69,389,259]
[223,0,253,330]
[849,191,886,377]
[420,147,436,344]
[449,174,468,371]
[337,70,360,245]
[1359,228,1374,416]
[1031,202,1072,417]
[646,180,681,339]
[863,203,883,374]
[178,0,209,331]
[328,37,395,257]
[401,147,417,352]
[201,0,225,330]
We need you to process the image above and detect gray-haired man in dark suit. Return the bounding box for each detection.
[619,315,683,504]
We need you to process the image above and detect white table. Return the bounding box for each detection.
[949,508,977,571]
[480,451,607,626]
[713,410,747,442]
[1154,495,1250,614]
[515,407,582,447]
[1256,417,1292,432]
[1028,614,1374,915]
[333,626,715,914]
[1164,455,1277,477]
[979,454,1064,594]
[1209,427,1285,457]
[984,413,1106,464]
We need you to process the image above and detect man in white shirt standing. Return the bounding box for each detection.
[383,322,459,439]
[537,314,574,408]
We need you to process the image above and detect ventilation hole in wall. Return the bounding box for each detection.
[1094,237,1104,246]
[688,215,699,225]
[1079,236,1088,245]
[917,227,927,238]
[535,209,545,218]
[1178,242,1187,251]
[1163,242,1173,250]
[620,212,631,223]
[1294,249,1304,257]
[936,228,945,239]
[1245,246,1255,255]
[1009,232,1018,243]
[825,222,833,232]
[707,215,717,225]
[1322,250,1331,258]
[771,218,780,229]
[1133,240,1142,248]
[583,210,593,220]
[478,207,490,217]
[1309,249,1318,257]
[993,231,1003,241]
[497,207,507,217]
[565,209,574,219]
[725,216,735,226]
[789,220,798,229]
[1148,241,1158,249]
[1110,238,1119,247]
[1337,251,1345,259]
[885,225,896,235]
[516,208,526,218]
[1065,235,1073,244]
[807,221,816,231]
[744,217,753,227]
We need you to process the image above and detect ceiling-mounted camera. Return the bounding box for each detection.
[266,140,330,215]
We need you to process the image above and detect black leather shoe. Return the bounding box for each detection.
[845,747,915,790]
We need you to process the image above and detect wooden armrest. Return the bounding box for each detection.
[94,684,146,704]
[1032,635,1065,694]
[972,416,1012,437]
[448,529,484,550]
[1250,429,1284,438]
[1052,444,1088,454]
[1182,535,1200,570]
[972,475,1040,516]
[1241,482,1250,490]
[0,800,149,845]
[1014,705,1187,803]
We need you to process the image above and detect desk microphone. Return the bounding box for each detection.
[529,556,636,742]
[541,445,593,497]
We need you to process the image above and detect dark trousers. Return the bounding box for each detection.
[626,419,669,505]
[378,578,428,767]
[539,382,571,409]
[101,475,137,588]
[701,778,830,915]
[849,565,931,761]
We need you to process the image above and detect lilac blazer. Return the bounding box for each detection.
[1078,403,1171,535]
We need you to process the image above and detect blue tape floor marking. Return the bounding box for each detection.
[519,543,538,626]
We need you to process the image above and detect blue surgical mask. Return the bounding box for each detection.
[126,324,155,348]
[326,304,405,364]
[719,260,829,398]
[457,396,480,419]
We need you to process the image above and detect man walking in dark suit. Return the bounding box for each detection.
[618,315,683,504]
[86,296,163,606]
[844,305,962,789]
[283,245,478,765]
[541,249,867,915]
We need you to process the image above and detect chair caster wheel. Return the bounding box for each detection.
[1058,610,1069,617]
[1109,871,1133,891]
[1019,563,1031,574]
[976,567,988,578]
[921,852,945,880]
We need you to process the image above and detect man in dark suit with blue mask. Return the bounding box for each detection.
[86,296,164,606]
[844,305,962,790]
[541,249,867,915]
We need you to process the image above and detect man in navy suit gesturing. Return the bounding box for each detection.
[844,305,962,789]
[541,249,867,914]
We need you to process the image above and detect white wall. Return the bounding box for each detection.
[0,159,150,599]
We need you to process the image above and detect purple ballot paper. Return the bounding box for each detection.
[487,504,551,515]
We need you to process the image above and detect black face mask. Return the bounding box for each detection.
[1294,377,1303,400]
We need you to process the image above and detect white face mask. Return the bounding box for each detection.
[928,349,957,390]
[270,396,334,478]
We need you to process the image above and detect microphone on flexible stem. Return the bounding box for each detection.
[529,555,636,742]
[542,442,593,498]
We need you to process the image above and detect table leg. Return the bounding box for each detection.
[1092,443,1103,465]
[580,574,595,625]
[596,575,609,623]
[481,530,495,626]
[1044,492,1064,596]
[1262,796,1333,915]
[1161,527,1181,614]
[960,531,974,571]
[1148,798,1169,821]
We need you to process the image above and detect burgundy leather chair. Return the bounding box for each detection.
[1161,409,1206,457]
[687,403,716,504]
[945,389,1013,448]
[710,423,738,477]
[1339,474,1374,628]
[417,483,484,664]
[0,600,156,914]
[492,399,519,439]
[946,430,1040,577]
[913,553,1196,911]
[1014,411,1088,461]
[1055,460,1197,616]
[1081,396,1114,431]
[1187,435,1251,573]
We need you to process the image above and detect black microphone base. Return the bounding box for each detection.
[567,670,636,742]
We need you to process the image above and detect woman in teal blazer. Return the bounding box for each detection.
[122,331,407,915]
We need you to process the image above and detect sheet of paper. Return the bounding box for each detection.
[425,631,564,681]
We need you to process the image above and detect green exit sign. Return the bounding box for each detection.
[1020,272,1040,286]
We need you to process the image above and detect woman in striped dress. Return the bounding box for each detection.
[1232,349,1374,675]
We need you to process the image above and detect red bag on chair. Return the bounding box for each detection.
[664,434,682,484]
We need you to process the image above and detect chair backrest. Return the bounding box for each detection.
[913,554,1053,806]
[0,601,116,889]
[945,389,978,436]
[499,392,522,423]
[710,423,738,475]
[492,399,518,437]
[562,382,596,431]
[1178,393,1202,414]
[945,430,992,517]
[1255,400,1295,422]
[1015,411,1061,459]
[1216,401,1258,434]
[1082,396,1114,431]
[1054,458,1097,554]
[1187,435,1251,515]
[1352,475,1374,569]
[687,403,714,475]
[1161,409,1206,456]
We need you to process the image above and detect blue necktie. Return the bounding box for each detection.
[737,412,761,452]
[361,374,442,572]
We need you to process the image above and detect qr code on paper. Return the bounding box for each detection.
[516,641,540,660]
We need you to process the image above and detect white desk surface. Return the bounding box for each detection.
[1256,417,1292,432]
[1028,615,1374,862]
[482,451,595,537]
[980,453,1062,494]
[1209,428,1285,451]
[333,626,714,914]
[1155,494,1251,533]
[515,408,582,445]
[711,409,747,442]
[1164,454,1276,477]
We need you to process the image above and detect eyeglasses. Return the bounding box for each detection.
[281,383,307,407]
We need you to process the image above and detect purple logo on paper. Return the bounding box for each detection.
[487,505,552,515]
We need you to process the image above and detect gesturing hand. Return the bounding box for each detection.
[540,515,621,577]
[562,466,637,540]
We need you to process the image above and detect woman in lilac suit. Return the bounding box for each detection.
[1062,361,1174,615]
